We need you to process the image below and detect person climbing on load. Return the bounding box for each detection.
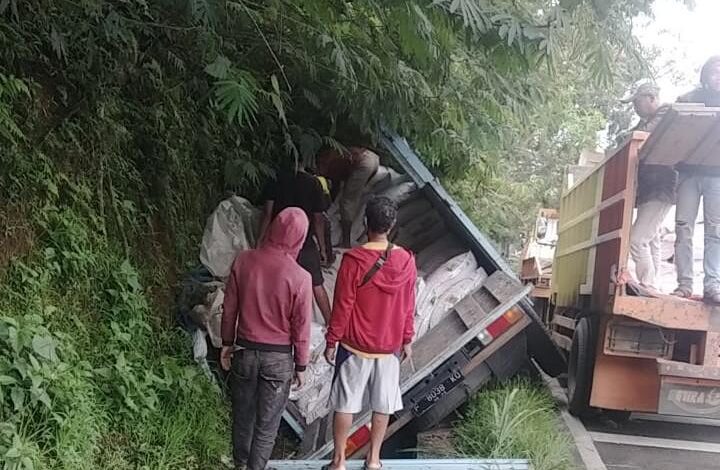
[259,164,333,324]
[322,196,416,470]
[673,56,720,304]
[316,145,380,248]
[620,82,677,294]
[220,207,313,470]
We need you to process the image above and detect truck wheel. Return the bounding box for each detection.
[567,317,596,416]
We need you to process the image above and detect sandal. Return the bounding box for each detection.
[672,287,693,299]
[363,462,382,470]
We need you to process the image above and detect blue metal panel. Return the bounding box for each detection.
[268,459,531,469]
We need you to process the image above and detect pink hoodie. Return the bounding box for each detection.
[221,207,313,370]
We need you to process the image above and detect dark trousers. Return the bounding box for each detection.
[231,349,293,470]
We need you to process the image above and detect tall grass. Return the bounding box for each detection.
[454,380,576,470]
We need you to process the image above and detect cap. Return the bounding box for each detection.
[620,82,660,103]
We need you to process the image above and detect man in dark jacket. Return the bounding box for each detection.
[322,196,416,470]
[621,82,677,291]
[221,207,313,470]
[258,167,333,323]
[674,56,720,303]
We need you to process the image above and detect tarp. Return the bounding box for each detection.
[199,196,260,278]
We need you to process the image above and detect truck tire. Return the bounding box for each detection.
[567,317,596,416]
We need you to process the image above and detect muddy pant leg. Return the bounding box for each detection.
[339,152,380,226]
[703,176,720,295]
[247,351,294,470]
[630,200,671,288]
[675,175,702,291]
[231,350,259,468]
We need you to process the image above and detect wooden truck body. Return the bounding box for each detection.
[285,129,564,459]
[550,105,720,418]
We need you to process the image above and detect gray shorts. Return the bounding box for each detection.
[329,346,403,415]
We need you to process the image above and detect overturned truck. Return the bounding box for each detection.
[283,130,564,459]
[189,129,565,460]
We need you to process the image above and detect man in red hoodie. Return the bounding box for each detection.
[323,196,416,470]
[220,207,313,470]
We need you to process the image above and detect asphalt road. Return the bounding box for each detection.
[583,415,720,470]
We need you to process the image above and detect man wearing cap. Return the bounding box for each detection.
[673,56,720,303]
[621,82,676,293]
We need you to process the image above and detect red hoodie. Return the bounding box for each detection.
[326,243,417,354]
[221,208,313,370]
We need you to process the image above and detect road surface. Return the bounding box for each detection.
[584,414,720,470]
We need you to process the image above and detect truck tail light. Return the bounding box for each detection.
[345,424,371,456]
[478,307,523,346]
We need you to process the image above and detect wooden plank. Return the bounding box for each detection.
[404,311,467,380]
[482,270,523,304]
[552,314,576,331]
[552,331,573,351]
[454,294,485,327]
[556,229,622,258]
[688,118,720,165]
[704,332,720,368]
[305,285,532,459]
[613,295,716,331]
[557,189,628,235]
[641,105,720,166]
[658,358,720,381]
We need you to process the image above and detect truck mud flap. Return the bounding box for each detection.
[486,332,527,380]
[521,298,567,377]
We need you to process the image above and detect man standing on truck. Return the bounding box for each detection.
[258,166,333,323]
[316,146,380,248]
[220,207,313,470]
[323,196,416,470]
[674,56,720,303]
[620,82,677,293]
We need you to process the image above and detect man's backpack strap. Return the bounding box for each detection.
[360,243,394,287]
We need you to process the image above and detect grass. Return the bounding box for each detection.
[453,379,577,470]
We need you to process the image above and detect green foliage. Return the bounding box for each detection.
[0,171,227,469]
[454,380,575,470]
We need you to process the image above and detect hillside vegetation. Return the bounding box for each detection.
[1,0,667,467]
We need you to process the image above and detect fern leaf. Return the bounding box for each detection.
[213,72,259,127]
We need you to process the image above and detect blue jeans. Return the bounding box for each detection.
[675,175,720,294]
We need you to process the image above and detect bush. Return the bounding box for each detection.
[454,380,576,470]
[0,175,228,469]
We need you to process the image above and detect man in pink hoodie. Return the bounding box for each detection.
[323,196,416,470]
[220,207,313,470]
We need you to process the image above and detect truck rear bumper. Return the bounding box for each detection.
[658,359,720,419]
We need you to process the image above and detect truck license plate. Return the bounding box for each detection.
[411,370,464,416]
